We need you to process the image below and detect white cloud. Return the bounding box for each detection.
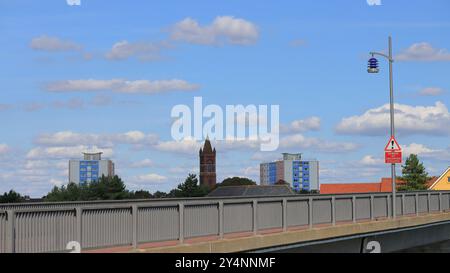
[279,134,359,153]
[418,87,445,96]
[250,151,281,161]
[403,143,450,162]
[34,130,158,147]
[26,145,113,160]
[155,135,270,155]
[130,159,154,168]
[155,132,356,155]
[24,159,67,170]
[133,173,168,184]
[50,178,64,187]
[319,160,387,184]
[336,101,450,136]
[396,42,450,61]
[366,0,382,6]
[114,131,158,145]
[30,35,82,52]
[403,143,437,155]
[66,0,81,6]
[105,40,171,61]
[170,16,259,46]
[154,137,202,154]
[45,78,199,94]
[242,165,260,176]
[0,144,10,155]
[35,131,106,147]
[281,117,321,133]
[360,155,384,166]
[16,169,49,177]
[168,166,197,175]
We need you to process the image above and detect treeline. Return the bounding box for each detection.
[0,174,260,203]
[0,154,434,203]
[44,175,259,201]
[44,174,210,202]
[0,190,30,203]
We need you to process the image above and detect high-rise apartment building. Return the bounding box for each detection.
[260,153,319,191]
[69,152,115,185]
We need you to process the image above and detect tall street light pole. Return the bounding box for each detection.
[368,36,397,219]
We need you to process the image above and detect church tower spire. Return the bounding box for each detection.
[199,137,216,189]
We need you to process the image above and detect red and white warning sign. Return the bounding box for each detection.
[384,136,402,164]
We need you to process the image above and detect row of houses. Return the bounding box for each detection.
[209,167,450,197]
[320,167,450,194]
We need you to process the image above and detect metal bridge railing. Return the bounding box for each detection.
[0,190,449,253]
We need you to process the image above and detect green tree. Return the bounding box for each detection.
[46,182,85,201]
[398,154,429,191]
[217,177,257,187]
[44,175,132,201]
[275,179,289,185]
[153,191,168,198]
[0,190,26,203]
[132,190,153,199]
[169,174,209,197]
[88,175,131,200]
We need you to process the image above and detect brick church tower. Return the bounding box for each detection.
[199,137,216,189]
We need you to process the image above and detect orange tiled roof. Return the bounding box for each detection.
[320,177,438,194]
[320,183,382,194]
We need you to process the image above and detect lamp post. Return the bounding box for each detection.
[368,36,397,219]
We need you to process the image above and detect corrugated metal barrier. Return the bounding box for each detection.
[0,211,7,253]
[0,191,449,252]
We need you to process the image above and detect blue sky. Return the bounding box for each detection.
[0,0,449,197]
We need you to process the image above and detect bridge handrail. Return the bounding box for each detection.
[1,189,447,209]
[1,190,449,253]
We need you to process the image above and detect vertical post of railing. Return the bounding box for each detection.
[401,194,405,216]
[75,207,82,248]
[218,201,224,239]
[6,210,15,253]
[178,203,184,244]
[439,192,443,213]
[415,193,419,216]
[427,193,431,213]
[387,194,391,218]
[282,198,287,231]
[132,205,138,249]
[370,195,375,221]
[331,196,336,226]
[447,193,450,212]
[446,193,449,212]
[352,196,356,223]
[253,200,258,235]
[308,197,313,229]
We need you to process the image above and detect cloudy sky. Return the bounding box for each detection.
[1,0,449,197]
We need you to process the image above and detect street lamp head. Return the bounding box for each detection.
[367,57,379,73]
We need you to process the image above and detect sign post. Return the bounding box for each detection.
[370,36,398,219]
[384,135,401,218]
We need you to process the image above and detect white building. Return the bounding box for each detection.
[260,153,319,192]
[69,152,115,185]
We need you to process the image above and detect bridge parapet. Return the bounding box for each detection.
[1,191,449,253]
